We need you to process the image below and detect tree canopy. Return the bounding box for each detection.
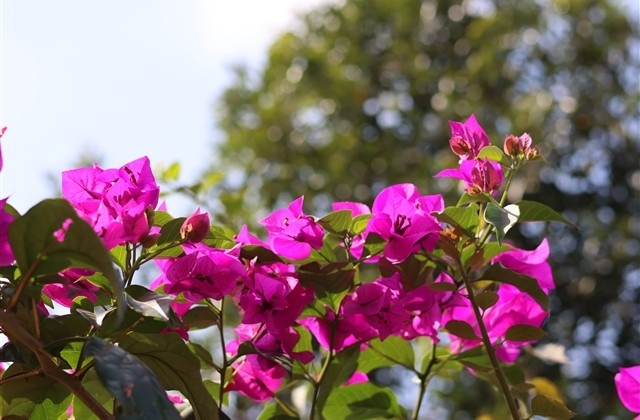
[209,0,639,417]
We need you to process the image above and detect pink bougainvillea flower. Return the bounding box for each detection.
[228,322,313,364]
[162,246,247,302]
[345,371,369,385]
[615,365,640,415]
[259,196,324,260]
[342,277,409,340]
[180,208,210,243]
[42,268,100,308]
[448,114,490,161]
[299,308,377,353]
[226,354,287,402]
[368,184,443,263]
[61,156,160,249]
[0,198,15,265]
[239,265,313,337]
[235,224,269,248]
[493,239,554,291]
[442,283,548,363]
[435,158,503,196]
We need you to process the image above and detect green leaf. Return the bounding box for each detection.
[474,290,499,310]
[457,193,492,206]
[483,203,520,245]
[351,214,372,235]
[530,394,576,419]
[322,382,406,420]
[0,363,71,419]
[319,209,353,234]
[477,145,509,165]
[118,333,219,420]
[125,285,173,321]
[72,368,114,418]
[444,320,479,340]
[504,324,546,342]
[362,232,386,260]
[188,342,217,369]
[516,200,576,227]
[82,337,182,419]
[298,262,355,298]
[60,341,85,368]
[257,403,301,420]
[481,264,550,311]
[368,336,415,369]
[8,199,124,313]
[162,162,181,181]
[156,217,186,246]
[436,204,480,233]
[315,346,360,414]
[182,305,219,330]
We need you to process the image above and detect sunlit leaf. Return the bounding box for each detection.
[516,200,576,227]
[322,382,406,420]
[531,394,576,419]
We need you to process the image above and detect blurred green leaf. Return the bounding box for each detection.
[322,382,406,420]
[531,394,576,419]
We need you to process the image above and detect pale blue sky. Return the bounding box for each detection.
[0,0,333,214]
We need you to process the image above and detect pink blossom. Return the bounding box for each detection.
[162,247,247,302]
[615,365,640,415]
[504,133,539,160]
[239,265,313,337]
[435,159,503,196]
[228,323,313,364]
[235,224,269,248]
[299,309,377,353]
[259,196,324,260]
[226,354,287,402]
[0,198,15,265]
[448,114,490,161]
[345,371,369,385]
[0,126,7,171]
[42,268,100,307]
[180,208,210,243]
[493,239,554,291]
[61,156,159,249]
[368,184,443,263]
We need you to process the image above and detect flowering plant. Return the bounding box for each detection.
[0,116,599,419]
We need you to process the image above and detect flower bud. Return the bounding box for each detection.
[180,209,210,242]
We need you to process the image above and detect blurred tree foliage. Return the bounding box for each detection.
[210,0,639,417]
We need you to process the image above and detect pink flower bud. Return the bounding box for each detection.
[180,208,210,243]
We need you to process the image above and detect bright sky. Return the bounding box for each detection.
[0,0,336,215]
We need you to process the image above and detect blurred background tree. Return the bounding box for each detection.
[207,0,639,417]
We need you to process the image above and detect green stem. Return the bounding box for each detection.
[411,340,438,420]
[460,272,521,419]
[309,348,334,420]
[217,298,228,405]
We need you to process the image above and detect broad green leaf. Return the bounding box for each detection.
[351,214,372,235]
[474,290,499,310]
[481,264,550,311]
[504,324,546,342]
[125,285,173,321]
[8,199,123,306]
[152,210,175,227]
[82,337,182,419]
[483,203,520,245]
[110,245,128,272]
[182,305,219,330]
[72,369,114,419]
[530,376,566,403]
[60,341,85,368]
[0,363,71,418]
[368,336,415,369]
[315,346,360,414]
[156,217,186,246]
[477,145,509,165]
[298,262,355,298]
[322,382,406,420]
[437,204,480,233]
[456,192,492,206]
[257,403,300,420]
[516,200,576,227]
[188,342,217,369]
[357,346,397,374]
[162,161,181,181]
[319,209,353,234]
[118,333,219,420]
[531,394,576,419]
[362,232,386,259]
[444,320,479,340]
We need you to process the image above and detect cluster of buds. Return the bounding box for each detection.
[504,133,539,160]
